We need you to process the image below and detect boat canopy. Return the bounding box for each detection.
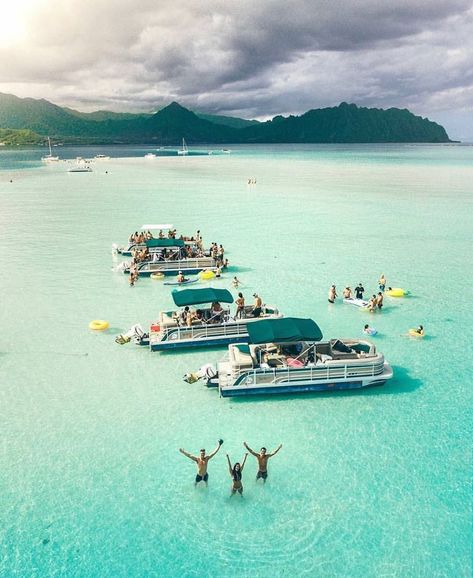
[247,317,323,344]
[172,288,234,307]
[145,238,185,248]
[141,224,173,230]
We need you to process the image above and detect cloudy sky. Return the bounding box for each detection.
[0,0,472,138]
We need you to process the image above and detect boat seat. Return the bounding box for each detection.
[161,312,178,327]
[231,344,254,368]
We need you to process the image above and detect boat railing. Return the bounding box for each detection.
[163,320,249,342]
[231,358,385,387]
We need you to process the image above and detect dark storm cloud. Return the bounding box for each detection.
[0,0,472,136]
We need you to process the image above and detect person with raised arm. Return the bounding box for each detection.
[179,439,223,486]
[226,453,248,496]
[243,442,283,482]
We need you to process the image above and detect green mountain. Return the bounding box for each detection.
[195,112,259,129]
[0,128,43,145]
[238,102,450,143]
[0,93,451,143]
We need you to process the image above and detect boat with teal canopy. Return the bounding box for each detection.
[172,288,234,308]
[200,317,393,397]
[116,290,283,351]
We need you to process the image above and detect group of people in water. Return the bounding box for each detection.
[328,274,424,336]
[179,439,282,495]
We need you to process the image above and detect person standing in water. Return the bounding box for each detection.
[179,440,223,486]
[355,283,365,299]
[378,274,386,292]
[328,285,337,303]
[226,453,248,496]
[243,442,283,482]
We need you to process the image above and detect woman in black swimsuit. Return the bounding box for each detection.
[226,453,248,496]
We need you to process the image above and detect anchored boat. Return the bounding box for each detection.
[117,288,282,351]
[204,317,393,397]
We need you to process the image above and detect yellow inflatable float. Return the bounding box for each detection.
[89,320,109,331]
[386,288,408,297]
[151,272,165,280]
[199,270,215,280]
[409,328,425,337]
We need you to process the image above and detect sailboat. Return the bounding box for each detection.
[41,137,59,162]
[177,138,189,156]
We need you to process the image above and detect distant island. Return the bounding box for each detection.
[0,92,451,145]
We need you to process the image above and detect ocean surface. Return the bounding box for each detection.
[0,144,471,577]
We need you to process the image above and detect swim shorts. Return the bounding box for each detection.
[195,473,209,483]
[256,470,268,480]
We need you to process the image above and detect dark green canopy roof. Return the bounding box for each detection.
[247,318,323,344]
[172,288,234,307]
[146,238,185,248]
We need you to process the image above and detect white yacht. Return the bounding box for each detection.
[177,138,188,155]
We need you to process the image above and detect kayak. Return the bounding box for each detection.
[163,278,199,286]
[344,297,369,308]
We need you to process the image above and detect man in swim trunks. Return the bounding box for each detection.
[179,440,223,486]
[243,442,282,482]
[355,283,365,299]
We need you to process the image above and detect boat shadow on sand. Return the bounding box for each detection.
[227,365,421,404]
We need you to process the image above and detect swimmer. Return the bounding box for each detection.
[414,325,424,336]
[243,442,282,483]
[343,287,352,299]
[328,285,337,303]
[232,276,241,288]
[363,324,377,336]
[179,439,223,487]
[355,283,365,299]
[226,453,248,496]
[368,295,377,312]
[376,292,384,309]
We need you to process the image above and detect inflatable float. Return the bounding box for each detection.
[386,288,408,297]
[199,270,215,280]
[408,328,425,337]
[150,273,165,280]
[163,278,198,286]
[344,297,369,308]
[89,320,109,331]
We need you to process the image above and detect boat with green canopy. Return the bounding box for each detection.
[117,288,282,351]
[118,237,216,276]
[202,317,393,396]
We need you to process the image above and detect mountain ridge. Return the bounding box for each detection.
[0,93,451,144]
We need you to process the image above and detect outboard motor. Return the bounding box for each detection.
[184,364,217,384]
[115,324,146,345]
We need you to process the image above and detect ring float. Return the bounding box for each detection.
[386,288,408,297]
[408,329,425,337]
[199,270,215,280]
[89,320,109,331]
[151,273,165,280]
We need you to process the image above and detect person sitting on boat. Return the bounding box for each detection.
[192,309,205,324]
[252,293,262,317]
[414,325,424,335]
[355,283,365,299]
[158,229,164,239]
[235,293,245,319]
[180,306,191,326]
[376,292,384,310]
[243,442,283,483]
[328,285,337,303]
[210,301,223,323]
[226,453,248,497]
[343,287,352,299]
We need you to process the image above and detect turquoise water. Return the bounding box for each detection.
[0,145,471,577]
